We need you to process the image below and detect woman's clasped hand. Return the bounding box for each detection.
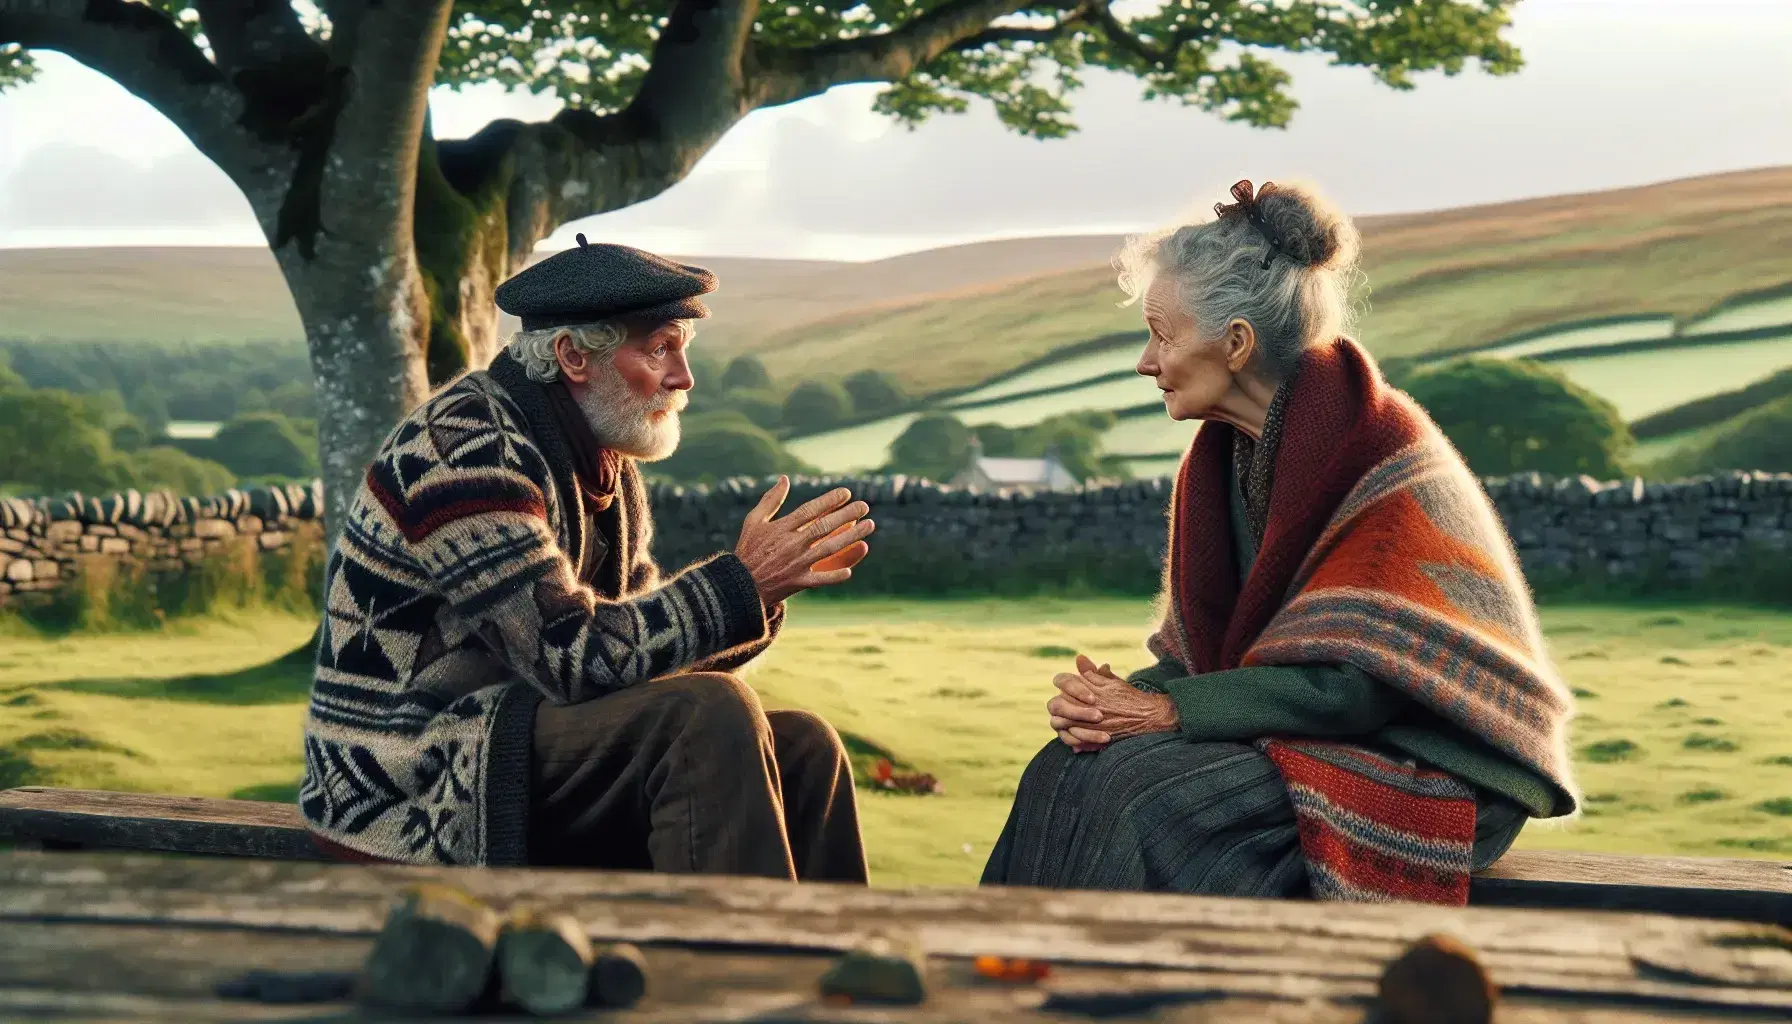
[1047,654,1179,752]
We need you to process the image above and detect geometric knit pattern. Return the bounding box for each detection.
[1146,337,1578,905]
[300,351,774,867]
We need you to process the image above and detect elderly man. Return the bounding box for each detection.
[299,235,876,881]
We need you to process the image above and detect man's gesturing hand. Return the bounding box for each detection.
[735,476,875,606]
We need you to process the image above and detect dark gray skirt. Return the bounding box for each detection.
[981,734,1526,897]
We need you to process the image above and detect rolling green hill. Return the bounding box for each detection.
[9,167,1792,478]
[721,166,1792,395]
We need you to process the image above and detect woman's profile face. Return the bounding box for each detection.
[1136,275,1237,422]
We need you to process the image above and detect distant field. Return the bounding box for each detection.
[1546,334,1792,420]
[1480,316,1676,360]
[787,413,921,475]
[941,346,1142,409]
[721,167,1792,393]
[1102,411,1197,458]
[0,248,304,345]
[3,601,1788,887]
[1684,294,1792,335]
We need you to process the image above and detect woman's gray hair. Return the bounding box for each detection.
[1114,179,1365,380]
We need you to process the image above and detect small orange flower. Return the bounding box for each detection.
[972,956,1051,982]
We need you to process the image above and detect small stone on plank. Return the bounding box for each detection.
[1377,933,1496,1024]
[818,931,926,1005]
[499,908,595,1016]
[361,883,501,1013]
[588,942,649,1008]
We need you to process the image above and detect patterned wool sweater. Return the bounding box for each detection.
[300,351,780,866]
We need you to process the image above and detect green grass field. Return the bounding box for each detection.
[4,600,1790,886]
[1546,334,1792,421]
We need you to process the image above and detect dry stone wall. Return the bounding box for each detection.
[643,471,1792,587]
[0,482,324,606]
[3,471,1789,608]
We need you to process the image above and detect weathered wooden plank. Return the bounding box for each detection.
[2,920,1787,1023]
[0,787,322,861]
[2,852,1788,1015]
[1472,849,1792,924]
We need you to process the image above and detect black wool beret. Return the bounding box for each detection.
[495,234,718,331]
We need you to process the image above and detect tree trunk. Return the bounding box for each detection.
[277,243,433,548]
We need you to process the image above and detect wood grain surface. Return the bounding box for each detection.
[0,850,1788,1021]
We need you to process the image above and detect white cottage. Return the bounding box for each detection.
[949,436,1079,492]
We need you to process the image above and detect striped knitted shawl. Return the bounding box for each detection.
[1146,338,1578,903]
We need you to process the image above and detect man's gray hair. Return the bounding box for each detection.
[507,318,698,382]
[1113,179,1365,380]
[508,321,629,382]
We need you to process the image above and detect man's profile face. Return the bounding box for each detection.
[611,319,695,414]
[554,318,692,461]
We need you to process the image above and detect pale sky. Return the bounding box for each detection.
[0,0,1788,260]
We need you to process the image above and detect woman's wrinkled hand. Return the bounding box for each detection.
[1047,654,1179,753]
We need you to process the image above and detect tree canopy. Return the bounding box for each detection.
[782,379,855,434]
[887,412,973,481]
[1403,357,1634,479]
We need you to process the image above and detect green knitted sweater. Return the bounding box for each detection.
[1127,462,1562,818]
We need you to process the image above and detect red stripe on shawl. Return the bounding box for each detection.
[1266,742,1480,825]
[1264,742,1474,904]
[367,468,548,544]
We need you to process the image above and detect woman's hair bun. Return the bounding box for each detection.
[1255,182,1359,271]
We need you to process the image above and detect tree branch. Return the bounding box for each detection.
[953,22,1078,50]
[192,0,316,78]
[501,0,766,252]
[0,0,255,175]
[1086,3,1199,68]
[750,0,1081,107]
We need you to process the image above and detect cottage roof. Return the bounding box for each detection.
[965,456,1078,489]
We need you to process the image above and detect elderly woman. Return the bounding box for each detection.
[981,180,1579,904]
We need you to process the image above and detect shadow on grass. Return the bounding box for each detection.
[232,781,300,803]
[47,643,314,706]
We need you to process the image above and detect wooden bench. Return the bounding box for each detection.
[3,786,1788,924]
[4,848,1792,1021]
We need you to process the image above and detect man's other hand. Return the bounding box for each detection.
[735,477,875,606]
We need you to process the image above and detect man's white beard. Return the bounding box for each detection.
[576,363,685,461]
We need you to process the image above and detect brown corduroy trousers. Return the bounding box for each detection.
[528,672,869,883]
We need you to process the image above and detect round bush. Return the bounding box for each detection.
[1401,358,1633,478]
[657,421,792,482]
[720,355,772,393]
[1656,394,1792,476]
[781,380,854,434]
[721,388,784,430]
[886,413,972,482]
[0,387,130,493]
[131,446,237,495]
[842,369,907,416]
[210,412,318,480]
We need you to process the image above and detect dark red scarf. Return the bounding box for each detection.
[1166,338,1423,674]
[543,378,621,512]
